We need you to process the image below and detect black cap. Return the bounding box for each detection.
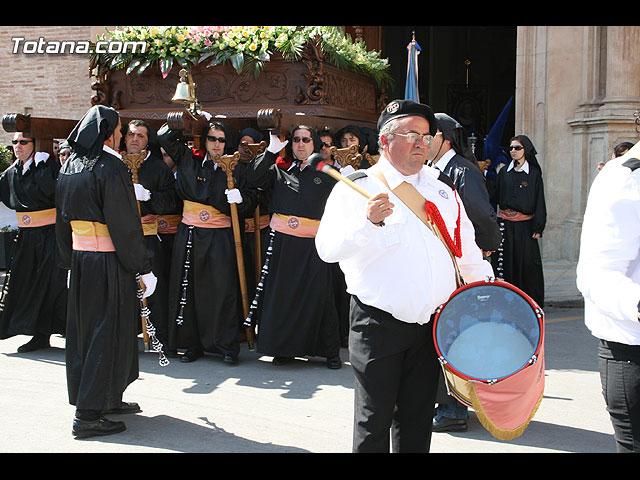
[377,99,437,135]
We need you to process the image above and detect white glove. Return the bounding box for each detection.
[202,111,212,121]
[134,183,152,201]
[140,272,157,298]
[225,188,243,204]
[34,151,49,165]
[267,133,289,154]
[340,165,356,176]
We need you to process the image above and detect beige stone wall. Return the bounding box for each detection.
[0,26,99,146]
[516,26,640,264]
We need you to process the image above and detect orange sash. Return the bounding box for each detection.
[269,213,320,238]
[244,214,271,233]
[16,208,56,228]
[157,214,182,235]
[181,200,231,229]
[70,220,115,252]
[141,214,158,236]
[498,208,534,222]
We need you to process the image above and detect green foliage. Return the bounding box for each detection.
[0,144,13,172]
[90,26,392,89]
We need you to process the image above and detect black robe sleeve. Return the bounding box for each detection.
[100,157,152,274]
[138,155,181,217]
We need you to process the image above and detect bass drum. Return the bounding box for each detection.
[432,280,545,440]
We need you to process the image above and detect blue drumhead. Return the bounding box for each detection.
[435,283,541,381]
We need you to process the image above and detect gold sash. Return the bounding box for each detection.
[16,208,56,228]
[70,220,115,252]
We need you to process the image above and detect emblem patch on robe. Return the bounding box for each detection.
[21,214,31,225]
[199,210,211,222]
[439,189,448,199]
[287,217,300,229]
[314,177,322,184]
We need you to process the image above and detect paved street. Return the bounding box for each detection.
[0,303,616,453]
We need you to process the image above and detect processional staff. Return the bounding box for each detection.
[215,151,256,351]
[121,150,151,352]
[240,140,267,284]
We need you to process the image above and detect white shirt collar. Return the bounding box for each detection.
[433,148,455,172]
[507,159,529,173]
[103,144,122,160]
[202,154,218,169]
[377,154,428,189]
[21,157,33,175]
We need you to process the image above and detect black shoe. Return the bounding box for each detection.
[432,416,468,432]
[17,335,50,353]
[72,416,126,438]
[181,349,203,363]
[103,402,141,415]
[272,356,293,365]
[326,356,342,369]
[223,354,238,364]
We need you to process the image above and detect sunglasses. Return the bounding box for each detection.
[12,139,33,145]
[206,135,226,143]
[509,145,523,151]
[293,136,313,143]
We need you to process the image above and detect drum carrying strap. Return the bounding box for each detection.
[369,169,464,288]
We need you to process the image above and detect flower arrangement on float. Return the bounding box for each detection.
[90,26,392,88]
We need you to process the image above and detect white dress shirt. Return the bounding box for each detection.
[315,155,494,325]
[577,142,640,344]
[432,148,455,171]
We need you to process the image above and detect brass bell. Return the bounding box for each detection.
[171,68,195,105]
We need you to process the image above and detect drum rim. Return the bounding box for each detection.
[432,279,544,384]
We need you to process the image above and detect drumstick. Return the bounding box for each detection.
[308,154,372,199]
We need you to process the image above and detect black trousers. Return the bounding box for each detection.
[599,339,640,453]
[349,296,440,453]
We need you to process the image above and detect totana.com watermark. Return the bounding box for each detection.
[11,37,147,54]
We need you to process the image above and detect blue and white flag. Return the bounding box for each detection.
[404,33,421,102]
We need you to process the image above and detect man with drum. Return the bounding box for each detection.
[577,140,640,453]
[315,99,494,453]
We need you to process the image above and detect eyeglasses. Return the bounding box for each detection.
[509,145,523,151]
[393,132,434,146]
[206,135,226,143]
[293,136,312,143]
[11,139,33,145]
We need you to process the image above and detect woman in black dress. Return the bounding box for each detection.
[490,135,546,307]
[246,125,342,369]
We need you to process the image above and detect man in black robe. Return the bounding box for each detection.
[427,113,500,432]
[428,113,502,255]
[0,132,67,352]
[158,120,255,364]
[56,105,156,438]
[122,120,181,354]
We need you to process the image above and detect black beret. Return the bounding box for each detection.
[377,99,437,136]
